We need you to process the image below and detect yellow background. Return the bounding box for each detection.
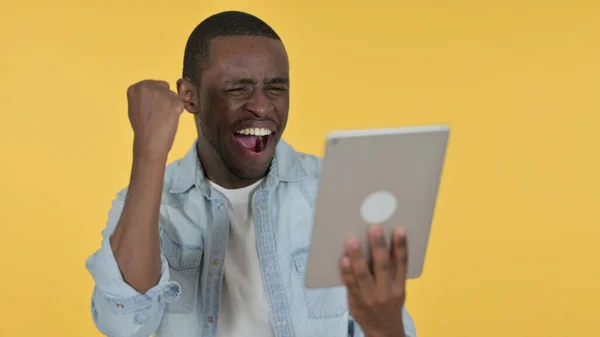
[1,0,599,336]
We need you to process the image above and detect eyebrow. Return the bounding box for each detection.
[266,77,289,85]
[225,76,289,86]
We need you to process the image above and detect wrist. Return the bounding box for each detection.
[130,145,168,185]
[132,141,169,164]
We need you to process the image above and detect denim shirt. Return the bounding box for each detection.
[86,140,417,337]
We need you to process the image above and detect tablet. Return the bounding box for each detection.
[305,124,450,288]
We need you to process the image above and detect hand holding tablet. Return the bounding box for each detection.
[306,125,450,289]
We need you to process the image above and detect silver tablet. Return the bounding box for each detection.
[305,125,450,288]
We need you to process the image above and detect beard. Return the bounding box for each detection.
[199,121,274,182]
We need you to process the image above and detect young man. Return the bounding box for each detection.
[86,11,417,337]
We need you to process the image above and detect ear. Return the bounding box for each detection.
[176,78,199,114]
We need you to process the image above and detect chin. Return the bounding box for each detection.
[229,157,274,181]
[220,133,279,181]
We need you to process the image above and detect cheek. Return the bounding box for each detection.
[199,95,239,137]
[275,99,289,121]
[204,87,241,112]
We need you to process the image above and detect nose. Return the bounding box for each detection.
[244,90,273,118]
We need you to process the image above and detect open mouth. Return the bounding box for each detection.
[233,127,273,154]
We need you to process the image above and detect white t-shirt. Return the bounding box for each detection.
[209,179,275,337]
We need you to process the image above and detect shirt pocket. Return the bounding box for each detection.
[291,246,348,319]
[160,226,203,314]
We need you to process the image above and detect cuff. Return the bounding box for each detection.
[87,236,181,321]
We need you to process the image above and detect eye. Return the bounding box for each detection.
[267,86,286,93]
[225,87,248,96]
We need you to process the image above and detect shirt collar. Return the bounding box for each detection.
[169,139,307,195]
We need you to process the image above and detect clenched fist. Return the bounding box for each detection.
[127,80,185,159]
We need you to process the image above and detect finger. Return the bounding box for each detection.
[175,100,185,114]
[369,225,392,298]
[169,94,185,114]
[347,237,375,299]
[392,227,408,294]
[340,255,359,295]
[151,80,170,89]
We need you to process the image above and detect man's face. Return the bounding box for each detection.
[195,36,289,180]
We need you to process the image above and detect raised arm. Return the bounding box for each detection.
[86,80,185,337]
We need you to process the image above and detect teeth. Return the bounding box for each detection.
[236,128,272,136]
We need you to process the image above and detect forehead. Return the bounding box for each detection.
[205,36,289,81]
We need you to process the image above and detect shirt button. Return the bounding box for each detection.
[208,316,214,323]
[277,321,286,326]
[212,259,219,265]
[115,302,124,309]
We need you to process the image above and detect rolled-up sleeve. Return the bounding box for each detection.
[350,306,417,337]
[86,191,181,337]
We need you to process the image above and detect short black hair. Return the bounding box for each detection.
[182,11,281,83]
